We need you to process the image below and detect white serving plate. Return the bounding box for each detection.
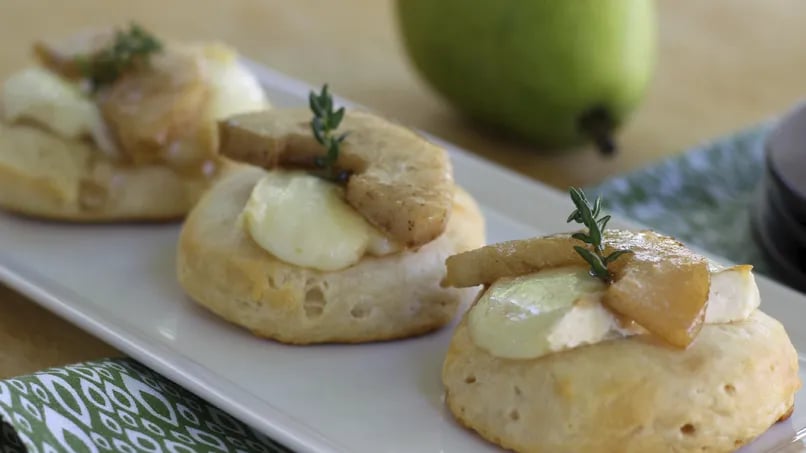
[1,63,805,453]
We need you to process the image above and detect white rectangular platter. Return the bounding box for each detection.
[1,63,805,453]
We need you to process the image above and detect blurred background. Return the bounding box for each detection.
[2,0,806,189]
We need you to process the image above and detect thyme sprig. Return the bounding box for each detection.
[567,187,632,282]
[309,84,350,182]
[76,23,162,91]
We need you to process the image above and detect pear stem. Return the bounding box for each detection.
[578,106,618,156]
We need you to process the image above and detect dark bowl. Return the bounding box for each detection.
[765,172,806,248]
[764,103,806,223]
[752,101,806,293]
[751,193,806,293]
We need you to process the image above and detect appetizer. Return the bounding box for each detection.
[441,189,800,453]
[176,86,485,343]
[0,24,269,220]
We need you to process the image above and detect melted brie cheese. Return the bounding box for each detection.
[202,44,269,119]
[242,171,402,271]
[468,264,760,360]
[1,67,117,155]
[704,264,760,323]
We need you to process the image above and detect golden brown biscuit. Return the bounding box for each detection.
[443,310,800,453]
[176,165,486,343]
[0,123,214,221]
[1,30,268,222]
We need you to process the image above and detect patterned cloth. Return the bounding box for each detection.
[0,126,782,452]
[590,124,773,275]
[0,359,288,453]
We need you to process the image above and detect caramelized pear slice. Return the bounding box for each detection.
[444,230,710,348]
[97,47,214,170]
[218,109,454,247]
[602,230,710,348]
[443,234,584,287]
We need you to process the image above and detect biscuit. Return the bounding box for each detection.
[176,165,486,343]
[0,122,214,221]
[442,310,800,453]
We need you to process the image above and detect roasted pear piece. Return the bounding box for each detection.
[602,230,710,347]
[34,28,116,79]
[97,48,214,170]
[444,230,710,347]
[443,233,583,287]
[218,108,454,247]
[34,27,214,172]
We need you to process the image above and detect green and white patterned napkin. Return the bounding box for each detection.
[590,124,773,276]
[0,359,289,453]
[0,125,779,453]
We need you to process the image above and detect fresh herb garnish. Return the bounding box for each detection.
[566,187,632,282]
[76,23,162,91]
[309,84,350,182]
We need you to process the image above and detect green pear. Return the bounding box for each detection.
[396,0,656,153]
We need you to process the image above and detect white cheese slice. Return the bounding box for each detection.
[202,44,270,120]
[704,264,759,323]
[1,67,117,155]
[468,264,760,360]
[242,171,401,271]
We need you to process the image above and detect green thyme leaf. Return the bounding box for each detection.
[573,246,610,281]
[604,249,633,265]
[308,84,351,183]
[567,187,632,283]
[596,214,612,231]
[77,23,162,91]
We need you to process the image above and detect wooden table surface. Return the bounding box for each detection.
[1,0,805,378]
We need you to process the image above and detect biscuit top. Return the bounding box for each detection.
[466,259,760,360]
[240,170,403,272]
[219,108,454,247]
[2,25,269,178]
[445,228,760,359]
